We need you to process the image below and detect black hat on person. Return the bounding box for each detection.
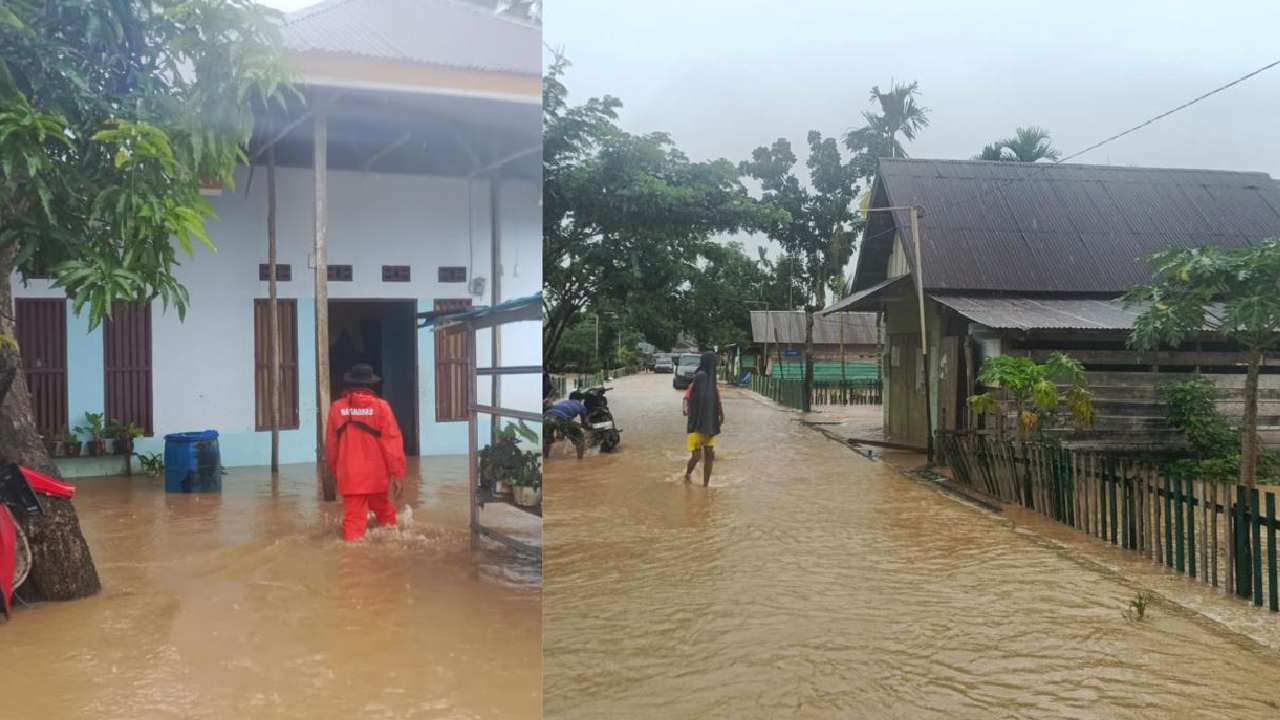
[343,363,381,386]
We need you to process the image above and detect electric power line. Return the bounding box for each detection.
[852,57,1280,260]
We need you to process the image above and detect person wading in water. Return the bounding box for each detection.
[324,363,406,541]
[683,352,725,486]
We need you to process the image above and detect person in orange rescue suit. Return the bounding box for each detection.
[324,363,407,541]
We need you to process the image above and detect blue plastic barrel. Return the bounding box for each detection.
[164,431,222,493]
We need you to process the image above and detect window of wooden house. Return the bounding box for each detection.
[434,299,472,422]
[104,302,154,435]
[253,299,300,430]
[14,298,69,436]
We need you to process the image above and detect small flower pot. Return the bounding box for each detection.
[494,480,512,496]
[62,442,82,458]
[86,439,108,457]
[512,485,541,507]
[113,438,133,456]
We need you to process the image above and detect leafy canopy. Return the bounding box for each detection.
[1125,239,1280,353]
[0,0,293,328]
[542,53,776,363]
[740,132,863,310]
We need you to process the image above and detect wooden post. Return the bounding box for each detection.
[313,111,335,501]
[490,177,502,445]
[467,325,480,548]
[1212,481,1219,588]
[909,207,932,460]
[267,145,281,474]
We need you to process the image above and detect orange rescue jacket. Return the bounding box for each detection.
[324,389,406,496]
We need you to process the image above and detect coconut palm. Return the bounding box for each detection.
[975,126,1061,162]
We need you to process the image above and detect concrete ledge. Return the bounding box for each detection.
[54,454,130,479]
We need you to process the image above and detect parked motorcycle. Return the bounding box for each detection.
[569,386,621,452]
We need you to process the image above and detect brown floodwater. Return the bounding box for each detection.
[544,373,1280,719]
[2,457,541,719]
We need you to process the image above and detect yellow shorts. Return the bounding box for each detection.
[687,432,718,452]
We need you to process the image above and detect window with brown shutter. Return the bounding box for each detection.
[14,298,68,436]
[104,302,154,435]
[434,299,472,422]
[254,299,300,430]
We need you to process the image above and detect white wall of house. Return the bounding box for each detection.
[11,165,541,470]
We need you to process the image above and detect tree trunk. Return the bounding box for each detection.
[1240,348,1262,487]
[0,251,101,602]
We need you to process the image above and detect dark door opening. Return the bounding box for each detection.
[328,300,419,455]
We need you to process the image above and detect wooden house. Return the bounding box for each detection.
[748,310,879,377]
[824,158,1280,452]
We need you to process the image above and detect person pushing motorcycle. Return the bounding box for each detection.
[543,397,588,459]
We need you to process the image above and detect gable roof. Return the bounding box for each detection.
[750,311,879,346]
[284,0,540,76]
[852,158,1280,294]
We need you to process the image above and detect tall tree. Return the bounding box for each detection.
[683,241,774,350]
[975,126,1061,162]
[1125,240,1280,487]
[740,132,862,311]
[0,0,291,600]
[844,80,929,178]
[542,55,771,364]
[741,132,862,408]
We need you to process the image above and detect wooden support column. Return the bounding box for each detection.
[267,146,281,473]
[490,176,502,444]
[313,111,335,501]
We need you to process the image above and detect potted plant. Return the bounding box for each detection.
[43,433,61,457]
[76,412,108,456]
[510,461,542,508]
[108,419,144,455]
[478,420,541,503]
[60,429,82,457]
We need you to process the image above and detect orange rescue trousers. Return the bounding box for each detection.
[342,492,397,541]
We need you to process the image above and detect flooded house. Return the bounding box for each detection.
[748,310,880,377]
[824,158,1280,453]
[10,0,542,476]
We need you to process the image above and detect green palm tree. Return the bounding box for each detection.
[865,81,930,159]
[975,126,1061,162]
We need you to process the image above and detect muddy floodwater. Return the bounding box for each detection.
[2,457,541,719]
[544,373,1280,719]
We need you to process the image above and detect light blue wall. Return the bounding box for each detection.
[13,167,540,471]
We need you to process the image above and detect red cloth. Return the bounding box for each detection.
[1,506,17,615]
[19,466,75,499]
[341,493,396,541]
[323,388,406,496]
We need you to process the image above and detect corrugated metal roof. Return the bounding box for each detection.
[749,311,879,345]
[854,158,1280,293]
[930,295,1141,331]
[284,0,540,75]
[820,275,911,315]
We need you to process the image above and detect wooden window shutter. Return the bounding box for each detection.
[104,302,154,436]
[434,299,472,422]
[254,299,300,431]
[14,298,69,436]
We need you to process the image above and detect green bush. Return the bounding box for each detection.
[1162,377,1279,484]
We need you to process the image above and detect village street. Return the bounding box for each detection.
[544,373,1280,720]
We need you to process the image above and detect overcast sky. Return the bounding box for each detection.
[267,0,1280,262]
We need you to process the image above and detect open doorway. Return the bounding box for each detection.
[328,300,419,455]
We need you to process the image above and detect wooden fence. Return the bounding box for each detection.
[750,376,882,410]
[937,431,1280,613]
